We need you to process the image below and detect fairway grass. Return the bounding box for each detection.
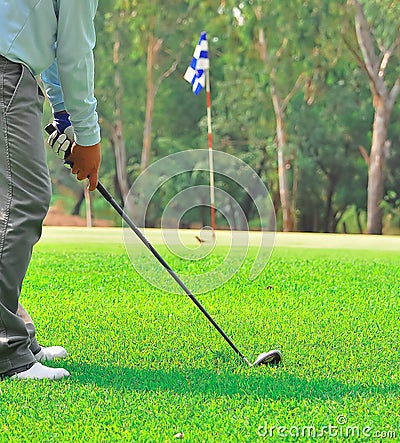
[1,229,399,442]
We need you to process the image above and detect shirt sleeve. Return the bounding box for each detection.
[41,0,100,146]
[40,59,65,113]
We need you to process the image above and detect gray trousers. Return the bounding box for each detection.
[0,55,51,373]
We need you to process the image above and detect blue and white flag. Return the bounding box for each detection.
[184,31,209,95]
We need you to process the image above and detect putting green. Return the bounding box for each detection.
[1,228,397,442]
[41,226,400,250]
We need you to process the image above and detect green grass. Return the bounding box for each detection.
[1,229,399,442]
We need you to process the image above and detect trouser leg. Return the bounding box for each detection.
[17,303,41,355]
[0,57,51,373]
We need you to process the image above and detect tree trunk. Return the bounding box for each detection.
[141,32,157,172]
[366,101,390,234]
[356,208,363,234]
[256,20,298,232]
[323,179,335,233]
[140,30,178,172]
[112,34,131,205]
[72,190,84,216]
[346,0,400,234]
[271,80,295,232]
[84,185,92,228]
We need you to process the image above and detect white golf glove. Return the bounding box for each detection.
[47,124,75,160]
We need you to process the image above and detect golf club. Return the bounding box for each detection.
[45,124,282,367]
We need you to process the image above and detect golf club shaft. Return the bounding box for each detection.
[96,181,251,367]
[44,124,251,366]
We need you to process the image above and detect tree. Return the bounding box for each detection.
[344,0,400,234]
[47,0,400,232]
[95,2,142,205]
[217,0,347,231]
[139,1,182,171]
[292,66,370,233]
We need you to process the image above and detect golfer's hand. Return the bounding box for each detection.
[67,143,101,191]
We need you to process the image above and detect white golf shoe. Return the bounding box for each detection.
[11,362,70,380]
[35,346,68,363]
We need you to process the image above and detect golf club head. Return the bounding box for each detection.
[253,350,282,366]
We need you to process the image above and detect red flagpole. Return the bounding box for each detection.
[205,69,216,234]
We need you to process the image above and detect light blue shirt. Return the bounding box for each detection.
[0,0,100,146]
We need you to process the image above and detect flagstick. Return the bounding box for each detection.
[205,68,216,236]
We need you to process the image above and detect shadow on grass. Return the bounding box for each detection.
[68,363,399,401]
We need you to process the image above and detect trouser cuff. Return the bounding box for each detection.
[0,361,35,380]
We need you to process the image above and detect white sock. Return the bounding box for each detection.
[35,346,68,363]
[11,362,70,380]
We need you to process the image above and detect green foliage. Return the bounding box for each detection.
[361,0,400,56]
[1,231,399,442]
[46,0,400,232]
[291,64,371,231]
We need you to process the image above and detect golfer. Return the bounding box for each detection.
[0,0,101,379]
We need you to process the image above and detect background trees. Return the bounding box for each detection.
[345,0,400,234]
[47,0,400,234]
